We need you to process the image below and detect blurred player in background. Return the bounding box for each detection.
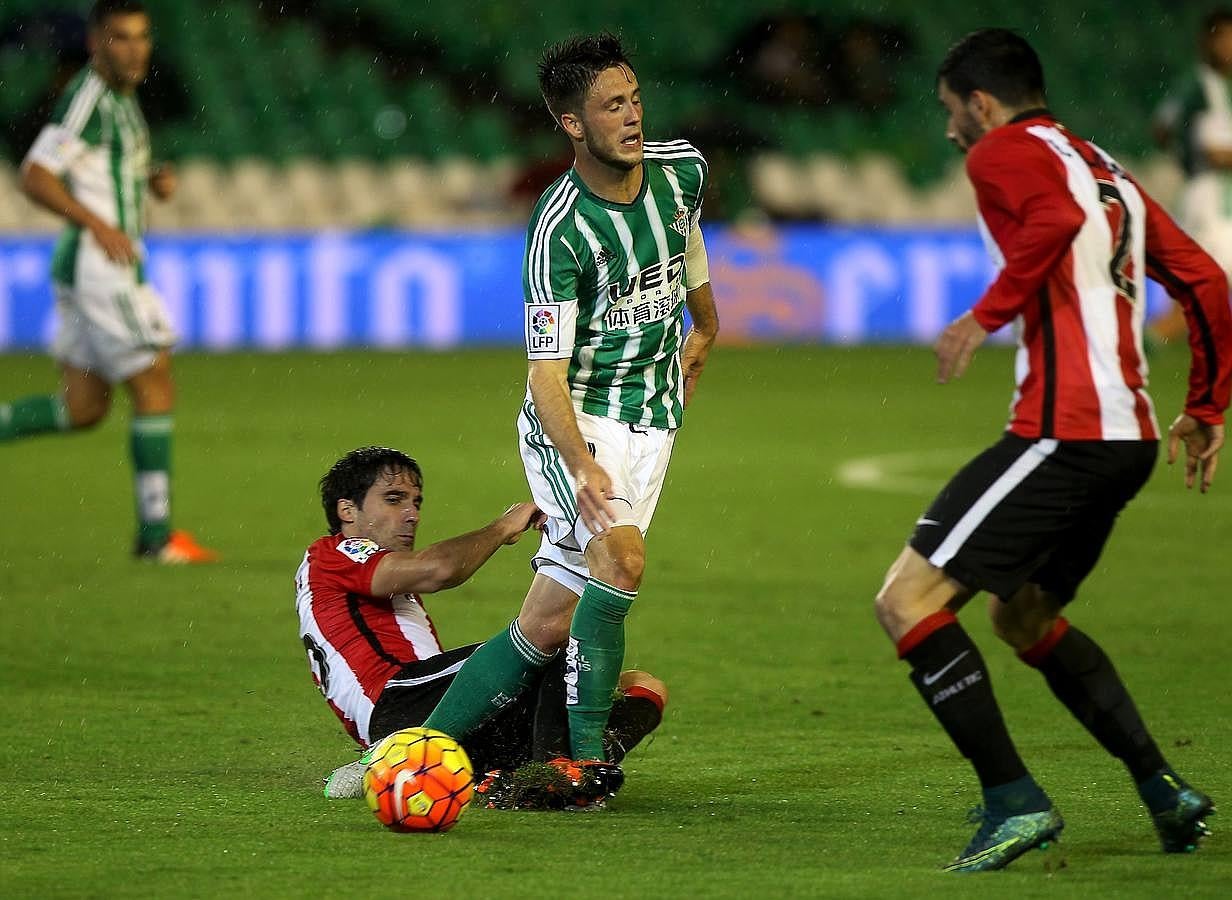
[875,29,1230,872]
[421,33,719,802]
[1151,8,1232,340]
[0,0,215,563]
[301,447,666,806]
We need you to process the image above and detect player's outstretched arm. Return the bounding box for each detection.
[20,162,136,264]
[682,281,719,407]
[528,358,617,535]
[369,503,546,596]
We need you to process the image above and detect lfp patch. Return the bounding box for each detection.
[337,537,380,563]
[527,304,560,353]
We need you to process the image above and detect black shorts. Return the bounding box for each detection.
[908,434,1157,602]
[368,643,539,773]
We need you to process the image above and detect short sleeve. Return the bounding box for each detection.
[24,125,89,176]
[523,216,582,306]
[24,73,104,176]
[523,203,581,359]
[313,537,391,595]
[683,222,710,290]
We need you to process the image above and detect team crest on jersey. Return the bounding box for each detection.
[670,206,691,238]
[337,537,380,563]
[527,304,560,353]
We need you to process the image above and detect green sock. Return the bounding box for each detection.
[131,414,173,549]
[0,394,69,441]
[424,619,554,739]
[567,579,636,760]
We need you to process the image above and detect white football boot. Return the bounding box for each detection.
[322,760,365,799]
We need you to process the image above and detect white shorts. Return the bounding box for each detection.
[51,275,177,384]
[517,398,676,596]
[1180,175,1232,273]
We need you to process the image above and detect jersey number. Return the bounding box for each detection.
[1097,181,1137,303]
[303,634,331,696]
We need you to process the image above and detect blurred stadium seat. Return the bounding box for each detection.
[0,0,1200,229]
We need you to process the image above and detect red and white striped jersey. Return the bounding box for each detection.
[968,111,1232,440]
[295,534,443,746]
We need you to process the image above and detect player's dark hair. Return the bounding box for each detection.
[538,32,632,119]
[1203,8,1232,38]
[89,0,148,28]
[937,28,1046,107]
[320,447,422,535]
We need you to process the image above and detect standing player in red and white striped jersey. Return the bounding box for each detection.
[874,30,1231,872]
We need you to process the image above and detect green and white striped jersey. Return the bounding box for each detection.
[1157,64,1232,178]
[24,67,151,286]
[523,140,708,430]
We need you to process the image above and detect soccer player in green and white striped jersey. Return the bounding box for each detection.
[425,34,719,799]
[1150,10,1232,340]
[0,1,216,564]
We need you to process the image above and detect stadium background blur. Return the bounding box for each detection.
[0,2,1204,352]
[5,3,1232,896]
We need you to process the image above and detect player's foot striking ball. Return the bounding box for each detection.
[362,728,474,832]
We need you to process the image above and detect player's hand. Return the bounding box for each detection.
[499,502,547,544]
[574,459,617,537]
[1167,413,1224,493]
[935,311,988,384]
[150,163,177,201]
[89,221,137,264]
[681,327,716,408]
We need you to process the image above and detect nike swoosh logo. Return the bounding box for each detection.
[922,650,970,686]
[916,517,941,527]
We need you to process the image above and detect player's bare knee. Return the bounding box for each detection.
[988,592,1056,651]
[874,578,922,637]
[127,355,175,414]
[873,579,900,628]
[605,549,644,591]
[517,606,570,653]
[993,584,1063,647]
[131,383,174,416]
[517,574,578,653]
[588,536,645,591]
[67,396,110,428]
[988,595,1019,642]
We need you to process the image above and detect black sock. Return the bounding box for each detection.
[531,653,570,761]
[1021,619,1167,783]
[899,611,1034,794]
[604,693,663,763]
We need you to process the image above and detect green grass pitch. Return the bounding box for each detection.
[1,344,1228,898]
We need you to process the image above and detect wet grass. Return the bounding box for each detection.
[1,345,1228,897]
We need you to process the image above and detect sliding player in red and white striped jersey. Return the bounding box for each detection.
[296,447,544,748]
[298,447,668,802]
[874,29,1230,873]
[297,532,445,747]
